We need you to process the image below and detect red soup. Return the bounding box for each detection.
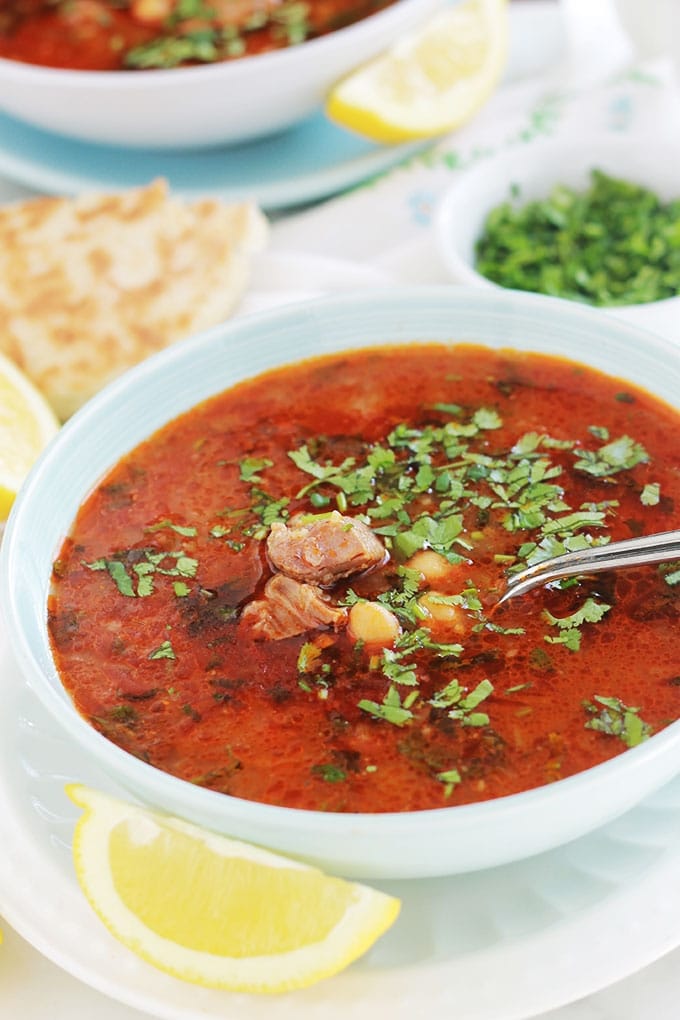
[0,1,397,72]
[49,344,680,813]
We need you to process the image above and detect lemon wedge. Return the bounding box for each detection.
[67,785,400,993]
[326,0,508,144]
[0,350,59,520]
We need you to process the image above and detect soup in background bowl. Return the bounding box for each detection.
[0,0,440,148]
[2,286,680,879]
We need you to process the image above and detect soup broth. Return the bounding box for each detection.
[49,344,680,813]
[0,0,396,71]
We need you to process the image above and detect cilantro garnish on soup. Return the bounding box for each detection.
[0,1,397,71]
[49,344,680,813]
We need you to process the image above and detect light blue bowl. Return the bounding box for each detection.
[2,286,679,879]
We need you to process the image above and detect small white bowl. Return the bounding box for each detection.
[0,0,439,149]
[435,137,680,338]
[2,287,680,880]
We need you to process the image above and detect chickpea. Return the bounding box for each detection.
[348,601,401,649]
[212,0,281,28]
[131,0,174,25]
[417,591,467,635]
[60,0,113,25]
[405,550,459,587]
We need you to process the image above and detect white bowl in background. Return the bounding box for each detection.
[0,0,440,150]
[2,286,680,880]
[435,138,680,339]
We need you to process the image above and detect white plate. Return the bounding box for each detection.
[3,612,680,1020]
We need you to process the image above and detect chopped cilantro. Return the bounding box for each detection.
[144,520,197,537]
[125,32,221,69]
[505,681,533,693]
[574,434,649,477]
[540,509,607,536]
[545,627,582,652]
[359,686,414,727]
[109,704,138,725]
[379,647,419,687]
[640,482,660,506]
[432,402,462,415]
[210,524,231,538]
[272,2,311,46]
[474,169,680,306]
[84,547,199,598]
[661,564,680,587]
[311,764,346,783]
[543,597,612,630]
[149,640,176,661]
[375,566,426,625]
[430,677,493,726]
[297,642,322,674]
[243,489,289,539]
[584,695,652,747]
[84,557,135,597]
[436,768,462,796]
[239,457,273,483]
[542,597,611,652]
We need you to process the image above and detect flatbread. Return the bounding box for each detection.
[0,179,269,419]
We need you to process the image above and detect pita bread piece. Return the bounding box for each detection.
[0,179,269,419]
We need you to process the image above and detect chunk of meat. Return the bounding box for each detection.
[240,574,347,641]
[266,511,386,586]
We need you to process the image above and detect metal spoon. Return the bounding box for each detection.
[496,528,680,607]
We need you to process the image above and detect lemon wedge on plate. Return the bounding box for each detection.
[67,785,400,993]
[0,350,59,520]
[326,0,508,144]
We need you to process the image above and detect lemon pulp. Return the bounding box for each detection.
[326,0,508,144]
[110,821,356,956]
[68,785,400,993]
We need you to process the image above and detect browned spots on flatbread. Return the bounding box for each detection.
[0,179,268,419]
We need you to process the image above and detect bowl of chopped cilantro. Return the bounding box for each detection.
[0,0,439,149]
[436,138,680,335]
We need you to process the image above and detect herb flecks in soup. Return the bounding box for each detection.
[49,345,680,813]
[0,1,396,71]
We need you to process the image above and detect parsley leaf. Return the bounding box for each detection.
[543,597,612,630]
[661,564,680,587]
[640,482,660,506]
[574,435,649,477]
[148,640,176,661]
[430,677,493,726]
[311,764,346,783]
[543,598,611,653]
[584,694,652,747]
[436,768,462,796]
[359,685,415,727]
[239,457,273,483]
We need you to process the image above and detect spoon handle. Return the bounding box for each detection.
[497,528,680,605]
